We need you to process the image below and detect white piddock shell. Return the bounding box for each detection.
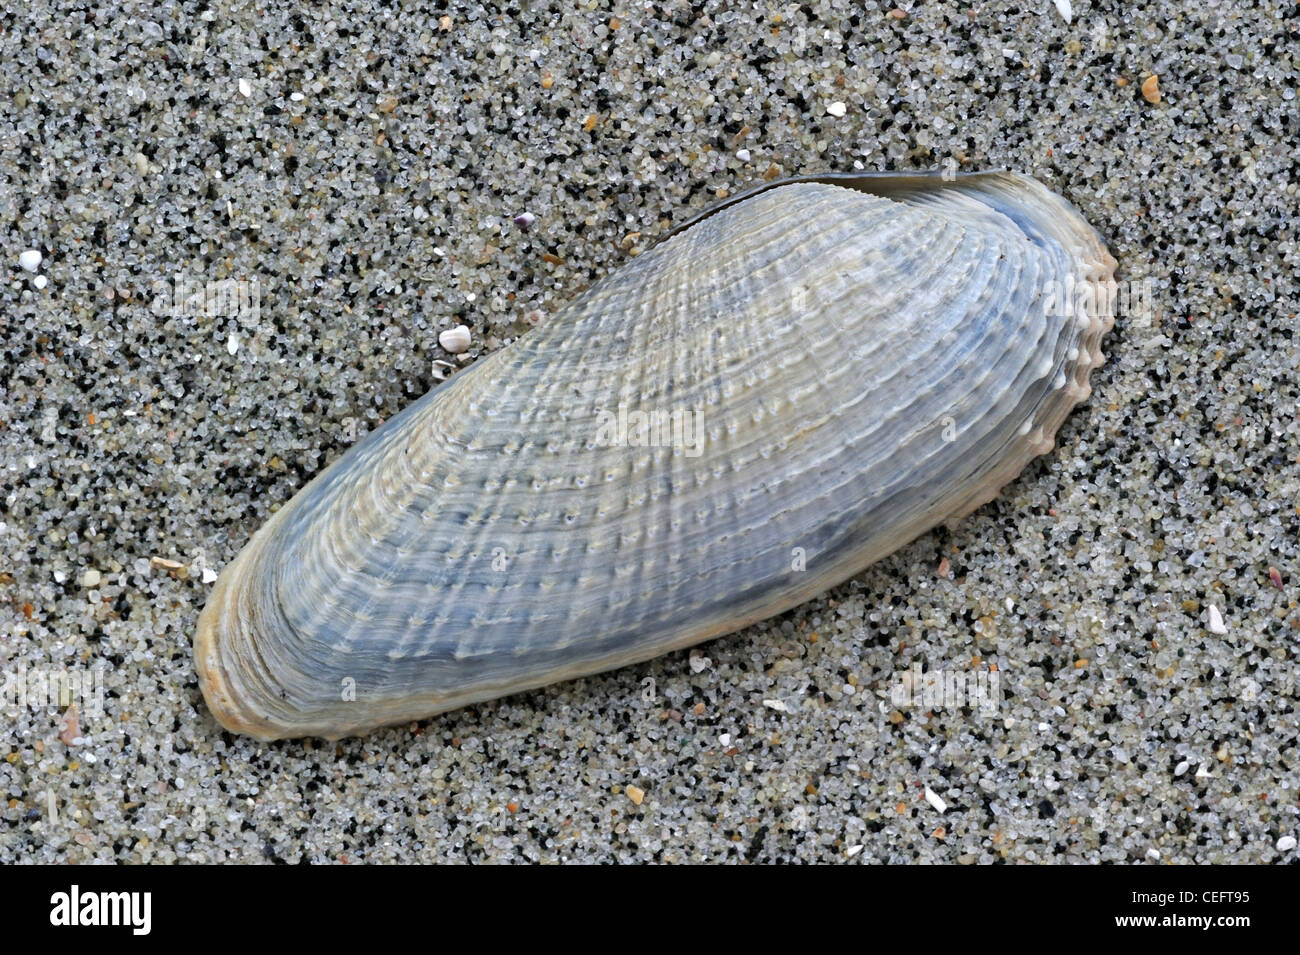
[196,172,1116,739]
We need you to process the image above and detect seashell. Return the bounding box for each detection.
[438,324,472,353]
[196,172,1116,739]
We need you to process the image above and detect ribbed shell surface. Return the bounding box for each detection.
[196,173,1116,739]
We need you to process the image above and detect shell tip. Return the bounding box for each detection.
[194,574,287,742]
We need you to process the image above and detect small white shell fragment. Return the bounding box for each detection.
[825,101,847,118]
[238,78,252,97]
[1277,835,1297,852]
[845,844,864,859]
[924,787,947,813]
[763,699,790,713]
[1053,0,1072,24]
[736,148,751,161]
[439,324,472,353]
[227,332,239,355]
[19,249,42,272]
[1207,604,1228,634]
[1146,847,1161,861]
[34,275,48,289]
[202,567,220,584]
[150,556,184,571]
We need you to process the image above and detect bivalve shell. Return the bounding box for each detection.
[196,172,1116,739]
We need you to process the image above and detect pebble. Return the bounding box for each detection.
[59,706,80,746]
[1141,74,1161,104]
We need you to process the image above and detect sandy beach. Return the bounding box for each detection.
[1,0,1297,862]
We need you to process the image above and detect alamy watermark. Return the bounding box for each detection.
[1,665,105,718]
[1042,274,1156,325]
[890,662,1001,714]
[594,403,705,457]
[50,885,151,935]
[150,274,261,321]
